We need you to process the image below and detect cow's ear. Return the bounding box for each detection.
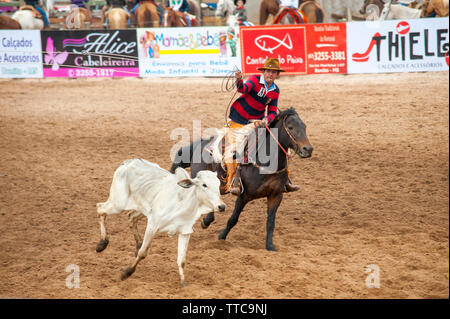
[178,179,194,188]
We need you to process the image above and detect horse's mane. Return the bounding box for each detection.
[269,107,299,128]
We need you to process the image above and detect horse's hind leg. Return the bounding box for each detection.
[127,210,145,256]
[218,196,248,240]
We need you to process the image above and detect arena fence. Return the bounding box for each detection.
[0,18,448,78]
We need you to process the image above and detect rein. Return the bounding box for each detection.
[264,116,298,159]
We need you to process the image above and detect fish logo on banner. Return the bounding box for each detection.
[254,34,293,54]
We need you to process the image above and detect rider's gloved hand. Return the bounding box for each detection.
[253,117,268,128]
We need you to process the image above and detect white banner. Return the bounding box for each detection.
[137,27,241,77]
[347,18,449,74]
[0,30,43,78]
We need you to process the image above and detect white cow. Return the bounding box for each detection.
[96,158,226,287]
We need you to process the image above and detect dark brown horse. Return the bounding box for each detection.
[137,1,160,27]
[170,108,313,251]
[163,6,199,27]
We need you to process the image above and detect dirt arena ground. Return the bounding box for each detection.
[0,72,448,299]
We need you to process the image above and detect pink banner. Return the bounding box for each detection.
[43,67,140,78]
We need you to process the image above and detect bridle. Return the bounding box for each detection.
[264,114,299,160]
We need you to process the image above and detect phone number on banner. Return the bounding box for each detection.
[68,68,116,77]
[308,51,346,61]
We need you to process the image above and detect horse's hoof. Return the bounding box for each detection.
[218,231,227,240]
[96,238,109,252]
[201,220,208,229]
[266,245,277,252]
[180,281,187,288]
[120,267,135,281]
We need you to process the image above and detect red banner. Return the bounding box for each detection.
[240,23,347,75]
[305,23,347,74]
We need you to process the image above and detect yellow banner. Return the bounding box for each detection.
[159,49,220,55]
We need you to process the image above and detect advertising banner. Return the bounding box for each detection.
[0,30,43,78]
[305,23,347,74]
[137,27,240,77]
[347,18,449,73]
[40,30,139,78]
[239,24,347,75]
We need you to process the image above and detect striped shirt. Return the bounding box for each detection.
[229,75,280,125]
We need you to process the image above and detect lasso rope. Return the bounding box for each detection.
[221,67,240,128]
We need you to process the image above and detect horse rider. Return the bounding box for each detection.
[232,0,251,26]
[24,0,50,28]
[165,0,190,13]
[225,58,300,195]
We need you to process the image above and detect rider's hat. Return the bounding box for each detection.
[257,58,285,72]
[234,0,246,5]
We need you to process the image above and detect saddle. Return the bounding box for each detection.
[272,7,307,24]
[174,10,196,26]
[205,124,265,169]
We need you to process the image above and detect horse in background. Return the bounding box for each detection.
[0,15,22,29]
[187,0,202,24]
[106,8,129,29]
[421,0,449,17]
[360,0,422,20]
[65,6,92,29]
[260,0,324,25]
[136,1,160,27]
[215,0,235,21]
[163,6,199,27]
[11,6,44,29]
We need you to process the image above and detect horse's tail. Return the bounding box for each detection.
[170,140,199,173]
[315,6,324,23]
[170,137,214,173]
[170,144,193,173]
[259,0,268,25]
[144,7,151,27]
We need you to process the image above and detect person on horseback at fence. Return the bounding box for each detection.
[166,0,190,13]
[24,0,50,27]
[225,58,300,195]
[232,0,250,26]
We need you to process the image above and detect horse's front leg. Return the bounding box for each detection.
[266,193,283,251]
[218,195,248,240]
